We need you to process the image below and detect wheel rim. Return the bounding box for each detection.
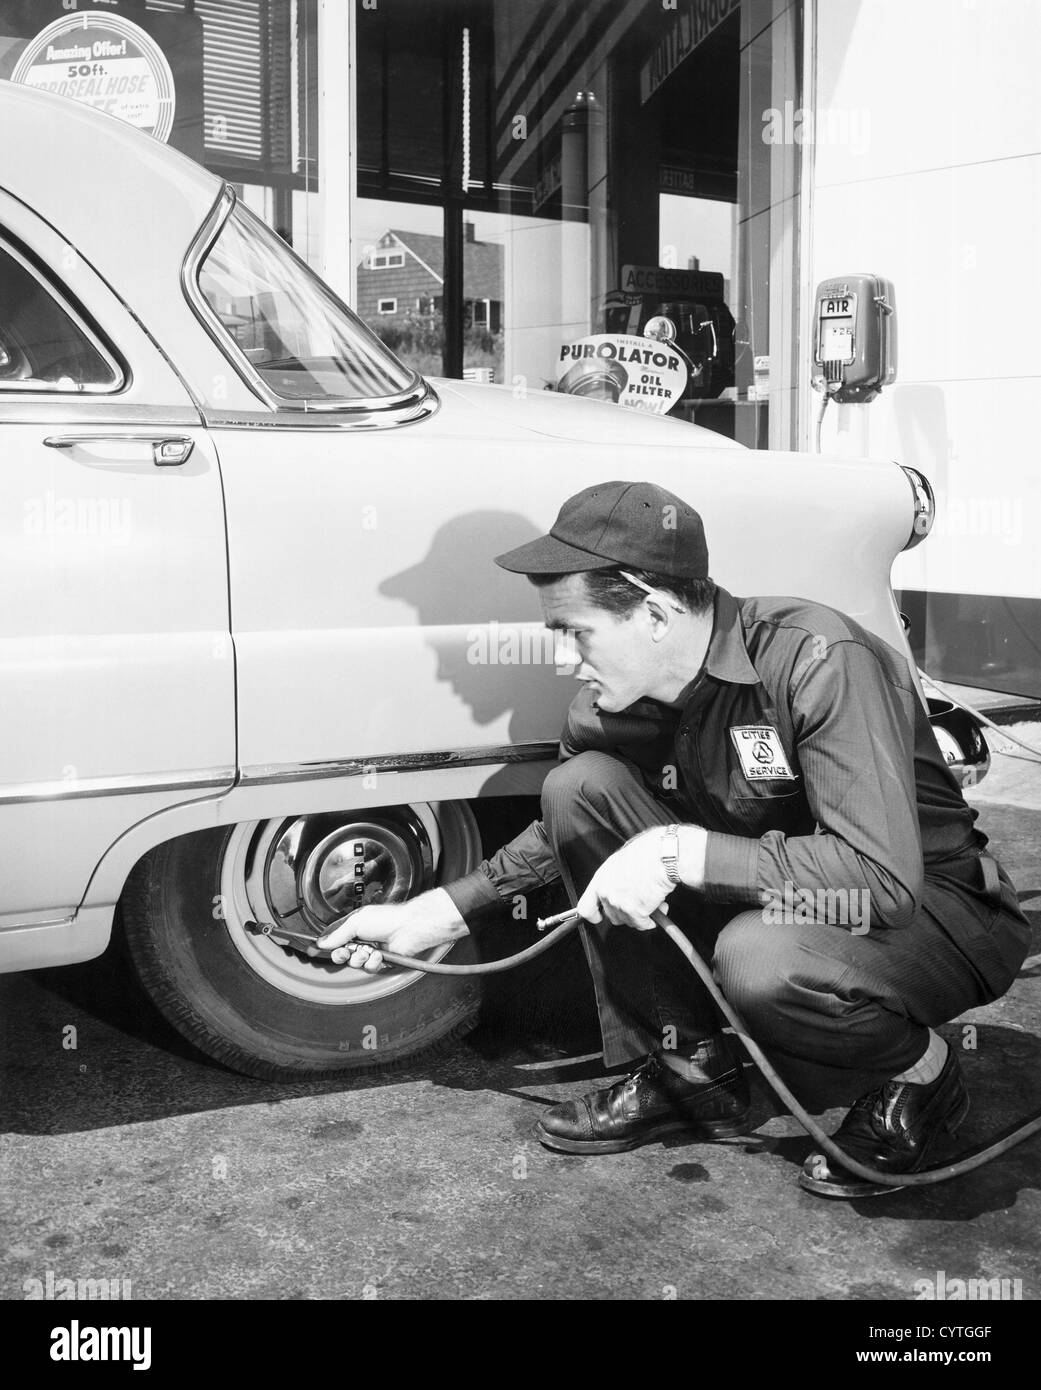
[219,801,480,1004]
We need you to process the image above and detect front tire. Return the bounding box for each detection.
[121,801,483,1079]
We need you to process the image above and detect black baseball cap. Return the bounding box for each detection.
[494,480,709,578]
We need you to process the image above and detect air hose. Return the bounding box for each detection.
[373,915,581,975]
[368,907,1041,1189]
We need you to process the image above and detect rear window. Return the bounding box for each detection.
[0,242,122,393]
[197,201,415,405]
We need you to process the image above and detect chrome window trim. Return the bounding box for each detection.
[0,767,236,806]
[0,235,126,396]
[239,742,559,787]
[182,187,438,422]
[202,395,438,432]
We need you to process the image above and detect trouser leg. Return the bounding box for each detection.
[540,750,728,1066]
[714,867,1031,1108]
[540,751,1031,1102]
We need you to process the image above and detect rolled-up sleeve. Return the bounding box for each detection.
[702,639,925,928]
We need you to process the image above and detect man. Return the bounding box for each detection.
[319,481,1030,1198]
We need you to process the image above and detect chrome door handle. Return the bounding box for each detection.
[43,434,194,466]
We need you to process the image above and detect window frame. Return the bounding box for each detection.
[183,186,431,416]
[369,250,406,269]
[377,297,398,315]
[0,235,126,396]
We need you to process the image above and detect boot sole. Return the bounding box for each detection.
[532,1111,751,1155]
[798,1092,971,1199]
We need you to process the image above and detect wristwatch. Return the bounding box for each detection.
[661,823,681,885]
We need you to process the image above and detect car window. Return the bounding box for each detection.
[0,242,123,393]
[197,202,416,405]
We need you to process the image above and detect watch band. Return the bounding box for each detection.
[661,823,680,884]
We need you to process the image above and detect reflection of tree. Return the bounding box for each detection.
[372,311,503,382]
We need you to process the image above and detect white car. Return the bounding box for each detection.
[0,82,936,1076]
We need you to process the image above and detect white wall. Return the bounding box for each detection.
[807,0,1041,603]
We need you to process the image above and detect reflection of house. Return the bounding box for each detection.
[356,223,503,330]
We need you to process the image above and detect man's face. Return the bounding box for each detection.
[538,573,654,713]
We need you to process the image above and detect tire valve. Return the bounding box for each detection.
[247,918,334,952]
[535,908,582,933]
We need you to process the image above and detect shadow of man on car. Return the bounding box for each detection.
[379,509,602,1056]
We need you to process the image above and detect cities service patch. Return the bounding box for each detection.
[729,725,796,781]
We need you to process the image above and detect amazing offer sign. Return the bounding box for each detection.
[11,10,176,141]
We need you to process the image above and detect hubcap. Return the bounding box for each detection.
[269,808,433,937]
[219,801,480,1004]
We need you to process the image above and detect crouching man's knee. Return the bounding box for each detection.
[713,911,793,1025]
[540,751,637,829]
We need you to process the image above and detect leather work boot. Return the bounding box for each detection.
[533,1036,751,1154]
[799,1047,970,1199]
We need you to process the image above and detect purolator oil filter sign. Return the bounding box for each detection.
[556,335,689,415]
[11,11,175,141]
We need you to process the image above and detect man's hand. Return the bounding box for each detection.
[577,829,677,932]
[576,825,709,931]
[316,887,468,973]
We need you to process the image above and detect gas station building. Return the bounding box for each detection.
[1,0,1038,695]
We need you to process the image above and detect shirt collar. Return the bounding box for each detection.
[631,587,760,717]
[704,586,760,686]
[667,586,758,708]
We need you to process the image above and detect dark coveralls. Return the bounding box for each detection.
[445,587,1031,1106]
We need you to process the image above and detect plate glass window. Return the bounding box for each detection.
[351,0,804,447]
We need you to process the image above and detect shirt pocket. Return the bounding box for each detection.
[725,772,807,836]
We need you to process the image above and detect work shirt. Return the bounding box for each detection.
[444,586,987,928]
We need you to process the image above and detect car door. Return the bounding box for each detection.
[0,191,235,927]
[185,195,572,785]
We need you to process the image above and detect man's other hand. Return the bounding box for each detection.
[316,887,468,973]
[576,829,676,932]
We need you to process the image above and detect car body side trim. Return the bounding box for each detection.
[239,742,559,787]
[0,768,237,806]
[0,401,201,425]
[0,745,557,804]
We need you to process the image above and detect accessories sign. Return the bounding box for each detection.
[620,263,725,301]
[11,11,176,143]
